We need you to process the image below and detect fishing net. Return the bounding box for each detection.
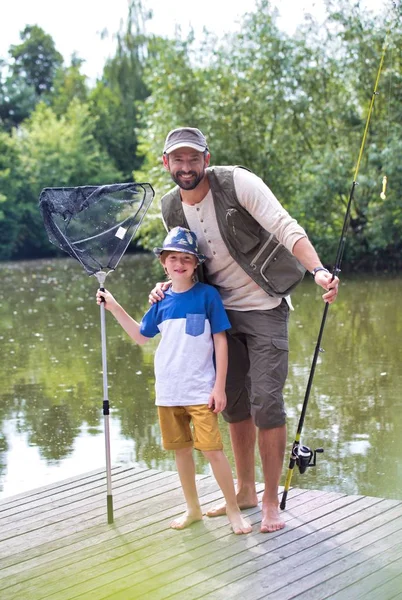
[38,181,155,524]
[39,182,155,275]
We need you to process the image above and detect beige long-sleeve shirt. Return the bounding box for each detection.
[182,167,307,311]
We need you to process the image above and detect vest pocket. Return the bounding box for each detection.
[186,313,206,337]
[226,209,260,252]
[259,244,305,296]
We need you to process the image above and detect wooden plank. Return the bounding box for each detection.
[325,556,402,600]
[194,506,402,600]
[0,482,270,600]
[0,467,176,525]
[360,570,402,600]
[0,483,298,600]
[1,467,401,600]
[161,498,401,600]
[17,492,370,600]
[0,465,171,518]
[0,472,207,558]
[0,465,127,510]
[0,469,183,530]
[0,471,183,541]
[0,474,236,579]
[0,473,225,571]
[279,540,402,600]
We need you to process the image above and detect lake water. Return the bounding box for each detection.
[1,255,401,501]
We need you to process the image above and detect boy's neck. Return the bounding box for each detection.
[170,279,196,294]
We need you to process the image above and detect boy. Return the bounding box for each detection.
[96,227,251,534]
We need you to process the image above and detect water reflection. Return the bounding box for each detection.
[0,256,401,500]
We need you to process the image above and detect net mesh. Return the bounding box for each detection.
[39,182,155,275]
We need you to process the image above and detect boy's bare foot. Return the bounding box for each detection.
[226,508,252,535]
[170,510,203,530]
[206,492,258,517]
[260,502,285,533]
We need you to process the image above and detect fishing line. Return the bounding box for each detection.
[280,23,393,511]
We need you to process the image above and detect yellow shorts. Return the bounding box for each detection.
[157,404,223,451]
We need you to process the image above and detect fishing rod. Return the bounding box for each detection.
[280,31,389,511]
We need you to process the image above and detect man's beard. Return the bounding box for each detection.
[171,170,204,190]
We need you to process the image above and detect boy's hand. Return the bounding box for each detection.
[96,289,117,312]
[208,388,227,413]
[148,281,171,304]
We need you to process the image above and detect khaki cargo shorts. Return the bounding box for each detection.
[158,404,223,451]
[223,300,289,429]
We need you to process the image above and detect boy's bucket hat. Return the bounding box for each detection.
[153,227,207,263]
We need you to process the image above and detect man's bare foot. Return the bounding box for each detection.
[170,510,203,530]
[226,508,252,535]
[206,492,258,517]
[260,502,285,533]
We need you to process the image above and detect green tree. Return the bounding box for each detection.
[134,0,402,269]
[7,100,122,259]
[293,1,402,268]
[0,26,64,131]
[0,131,22,258]
[50,55,89,116]
[9,25,63,96]
[0,70,37,131]
[89,0,151,179]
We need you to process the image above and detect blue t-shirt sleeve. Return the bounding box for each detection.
[206,286,231,334]
[140,304,160,338]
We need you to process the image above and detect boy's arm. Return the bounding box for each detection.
[110,304,150,346]
[209,331,228,413]
[97,290,149,346]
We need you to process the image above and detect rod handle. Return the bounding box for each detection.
[280,489,289,510]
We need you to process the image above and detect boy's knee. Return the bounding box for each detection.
[175,446,193,456]
[202,449,224,462]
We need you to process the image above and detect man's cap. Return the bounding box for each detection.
[153,226,207,264]
[163,127,208,155]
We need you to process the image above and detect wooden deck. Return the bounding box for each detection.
[0,466,401,600]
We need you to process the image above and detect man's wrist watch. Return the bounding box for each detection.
[311,266,329,278]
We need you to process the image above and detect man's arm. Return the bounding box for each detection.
[148,280,172,304]
[209,331,228,413]
[292,237,339,304]
[234,169,339,304]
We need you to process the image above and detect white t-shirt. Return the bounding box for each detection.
[140,282,231,406]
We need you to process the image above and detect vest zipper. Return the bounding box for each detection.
[260,244,281,282]
[250,234,274,270]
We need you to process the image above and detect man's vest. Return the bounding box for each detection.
[161,166,305,297]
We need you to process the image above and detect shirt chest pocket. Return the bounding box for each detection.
[185,313,206,337]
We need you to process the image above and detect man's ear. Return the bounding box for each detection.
[204,152,211,168]
[162,154,169,170]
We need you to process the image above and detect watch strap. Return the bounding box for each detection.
[312,266,329,278]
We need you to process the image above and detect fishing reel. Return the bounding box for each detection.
[296,445,324,475]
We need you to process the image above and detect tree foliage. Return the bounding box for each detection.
[9,25,63,96]
[89,0,151,179]
[0,100,122,259]
[134,0,402,270]
[0,0,401,268]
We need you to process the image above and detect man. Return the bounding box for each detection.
[150,126,339,533]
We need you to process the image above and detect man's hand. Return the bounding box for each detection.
[314,271,339,304]
[148,281,172,304]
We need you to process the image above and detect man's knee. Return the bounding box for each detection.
[251,394,286,429]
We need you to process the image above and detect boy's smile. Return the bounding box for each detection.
[162,251,198,292]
